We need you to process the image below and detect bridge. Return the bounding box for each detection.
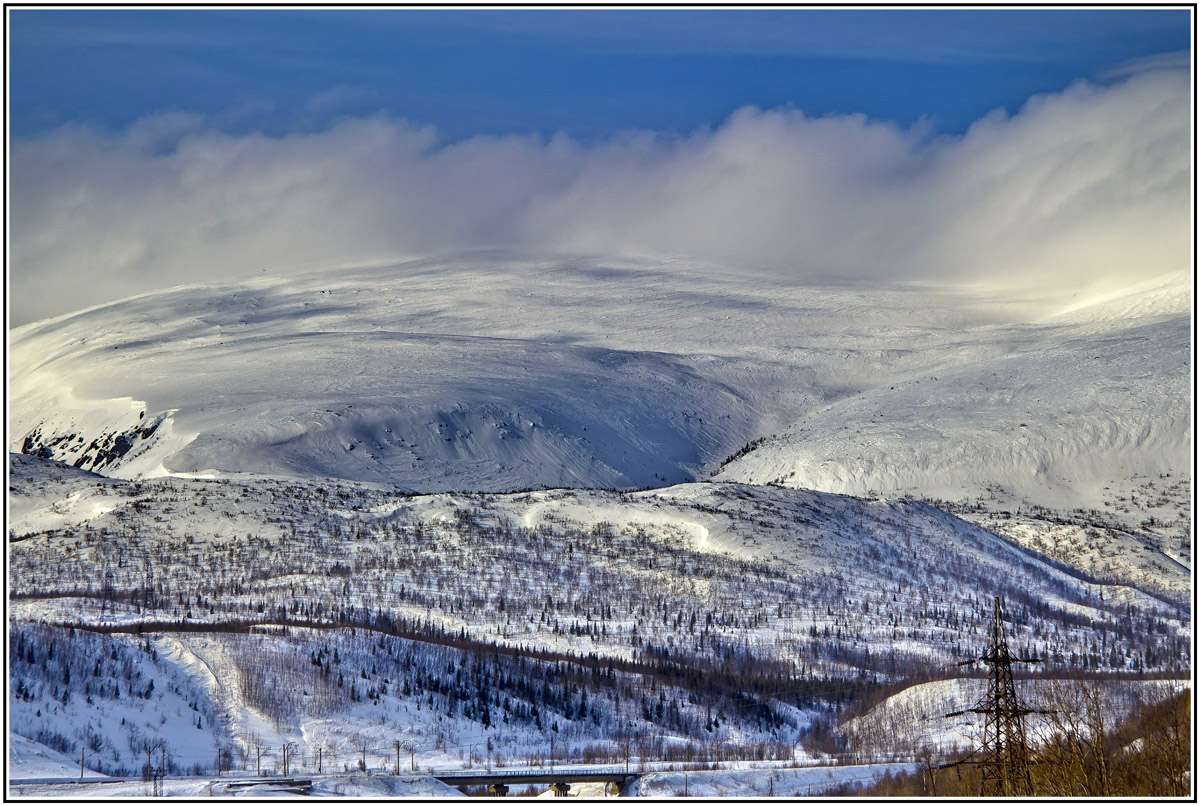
[430,767,636,796]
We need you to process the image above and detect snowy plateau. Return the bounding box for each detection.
[7,254,1193,797]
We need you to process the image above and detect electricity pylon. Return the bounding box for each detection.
[945,596,1047,796]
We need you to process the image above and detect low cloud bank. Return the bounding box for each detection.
[10,66,1189,325]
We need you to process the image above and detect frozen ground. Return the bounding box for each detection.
[7,764,913,799]
[6,772,465,799]
[626,762,917,797]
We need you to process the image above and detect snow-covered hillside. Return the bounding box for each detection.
[837,676,1189,760]
[11,255,794,491]
[714,269,1191,516]
[8,452,1189,778]
[6,254,1192,792]
[11,256,1189,518]
[10,255,1189,600]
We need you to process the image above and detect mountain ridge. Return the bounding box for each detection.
[10,256,1190,521]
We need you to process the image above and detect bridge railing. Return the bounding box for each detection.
[429,766,627,778]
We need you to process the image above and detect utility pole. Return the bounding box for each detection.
[144,741,164,785]
[282,741,298,777]
[158,745,167,797]
[921,752,938,796]
[944,596,1048,796]
[394,740,401,776]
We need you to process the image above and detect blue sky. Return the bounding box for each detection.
[8,8,1193,324]
[8,8,1191,141]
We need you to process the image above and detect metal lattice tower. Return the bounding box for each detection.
[947,596,1043,796]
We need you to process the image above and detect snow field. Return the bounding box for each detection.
[11,257,1189,529]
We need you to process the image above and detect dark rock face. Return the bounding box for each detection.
[21,428,73,460]
[20,415,165,473]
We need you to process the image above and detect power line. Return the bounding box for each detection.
[942,596,1054,797]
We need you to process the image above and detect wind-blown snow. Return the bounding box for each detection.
[715,269,1190,512]
[9,255,1190,527]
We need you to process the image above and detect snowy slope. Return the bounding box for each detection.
[9,453,1189,661]
[8,732,109,779]
[8,450,1190,789]
[715,270,1191,516]
[12,254,1187,515]
[8,625,233,778]
[838,677,1189,758]
[8,254,1192,614]
[12,256,797,491]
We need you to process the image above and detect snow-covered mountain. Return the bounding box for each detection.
[10,255,1190,596]
[10,255,1190,512]
[12,256,784,491]
[715,268,1191,514]
[7,253,1191,786]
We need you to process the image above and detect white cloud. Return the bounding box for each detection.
[1100,49,1191,80]
[8,67,1190,325]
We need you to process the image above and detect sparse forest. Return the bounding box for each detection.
[8,457,1191,781]
[840,687,1191,797]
